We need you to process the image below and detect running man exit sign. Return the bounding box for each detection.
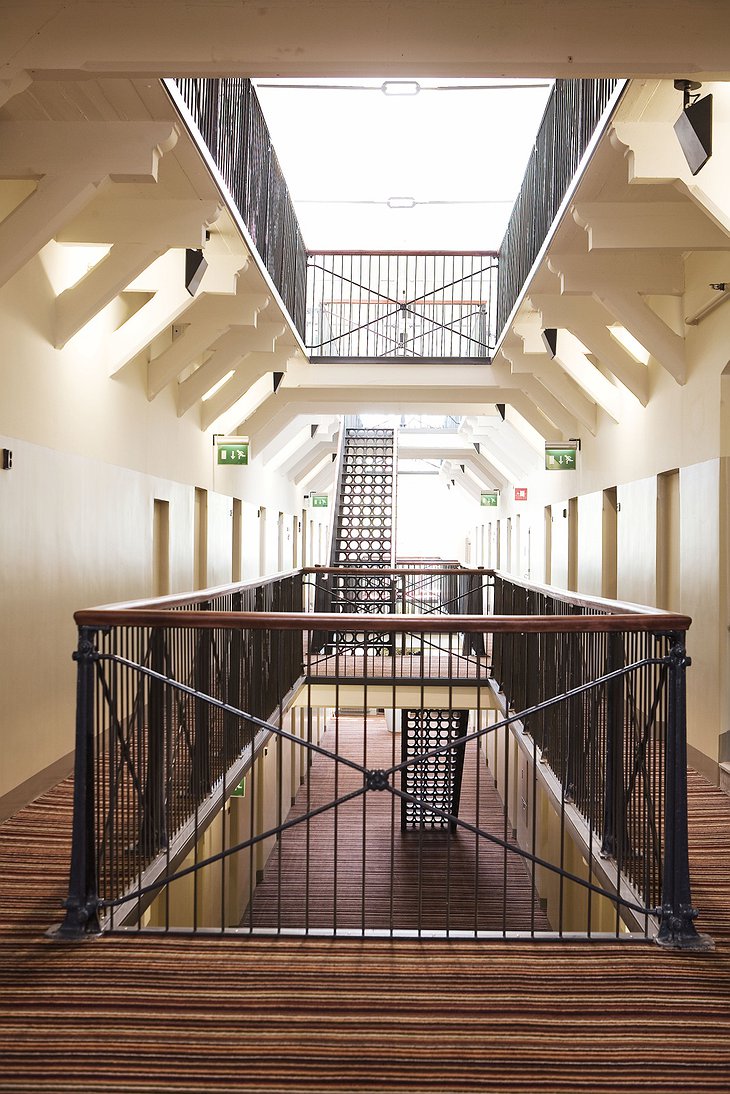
[311,494,329,508]
[215,436,250,465]
[545,443,578,471]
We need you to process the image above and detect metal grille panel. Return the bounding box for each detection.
[328,427,397,654]
[401,709,468,831]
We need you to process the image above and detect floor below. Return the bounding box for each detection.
[0,769,729,1092]
[247,714,550,934]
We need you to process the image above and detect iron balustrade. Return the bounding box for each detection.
[306,252,498,359]
[59,568,710,949]
[174,77,308,337]
[496,78,621,337]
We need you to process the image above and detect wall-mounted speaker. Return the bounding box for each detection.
[185,249,208,296]
[674,81,713,176]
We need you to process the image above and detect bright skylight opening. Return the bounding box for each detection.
[253,78,553,250]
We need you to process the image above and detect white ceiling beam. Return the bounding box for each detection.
[57,197,221,246]
[572,201,730,251]
[0,173,102,291]
[55,241,165,348]
[594,288,686,384]
[277,420,339,475]
[548,250,686,294]
[441,461,482,503]
[528,295,649,404]
[108,277,192,377]
[503,390,565,441]
[501,343,599,434]
[6,5,730,80]
[177,328,255,416]
[176,322,286,415]
[291,439,340,485]
[147,292,270,398]
[200,350,294,430]
[306,459,337,496]
[467,424,542,480]
[257,415,338,467]
[517,375,581,438]
[613,119,730,237]
[0,120,178,181]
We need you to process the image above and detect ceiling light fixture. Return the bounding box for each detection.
[381,80,421,96]
[387,196,417,209]
[673,79,713,175]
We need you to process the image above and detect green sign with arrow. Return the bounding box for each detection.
[545,445,577,471]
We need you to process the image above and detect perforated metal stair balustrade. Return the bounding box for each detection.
[401,709,468,831]
[327,427,397,654]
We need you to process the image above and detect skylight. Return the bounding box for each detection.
[253,78,553,250]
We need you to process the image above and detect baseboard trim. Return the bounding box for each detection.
[0,751,74,823]
[687,742,719,788]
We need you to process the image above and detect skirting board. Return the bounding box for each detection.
[687,742,719,789]
[0,750,74,823]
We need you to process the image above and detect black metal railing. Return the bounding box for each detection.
[174,78,308,337]
[306,252,498,359]
[496,78,620,336]
[58,568,709,950]
[60,571,304,934]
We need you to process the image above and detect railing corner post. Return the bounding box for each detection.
[57,626,101,939]
[656,632,713,952]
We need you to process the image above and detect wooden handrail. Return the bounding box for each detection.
[74,608,691,634]
[89,568,303,613]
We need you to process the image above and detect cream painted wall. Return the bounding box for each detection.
[616,477,658,607]
[681,460,723,765]
[550,504,569,589]
[0,239,304,802]
[577,491,603,597]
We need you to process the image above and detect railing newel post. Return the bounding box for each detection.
[56,626,101,939]
[657,632,713,951]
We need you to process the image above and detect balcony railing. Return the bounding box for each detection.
[496,77,621,336]
[306,251,498,360]
[58,567,709,950]
[174,77,308,337]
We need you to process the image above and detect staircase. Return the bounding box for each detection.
[400,709,468,831]
[320,422,467,829]
[326,426,397,653]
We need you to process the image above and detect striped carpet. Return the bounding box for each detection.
[0,772,729,1091]
[248,715,550,933]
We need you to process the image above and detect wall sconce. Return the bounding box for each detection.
[673,80,713,175]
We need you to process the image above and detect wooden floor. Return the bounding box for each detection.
[1,769,730,1091]
[307,647,489,681]
[248,714,549,933]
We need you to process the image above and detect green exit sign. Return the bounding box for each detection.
[480,492,499,507]
[311,494,328,508]
[545,445,578,471]
[217,443,249,465]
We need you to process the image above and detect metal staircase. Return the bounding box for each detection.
[316,421,467,829]
[325,425,397,653]
[401,709,468,831]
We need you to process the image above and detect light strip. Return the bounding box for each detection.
[201,370,235,402]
